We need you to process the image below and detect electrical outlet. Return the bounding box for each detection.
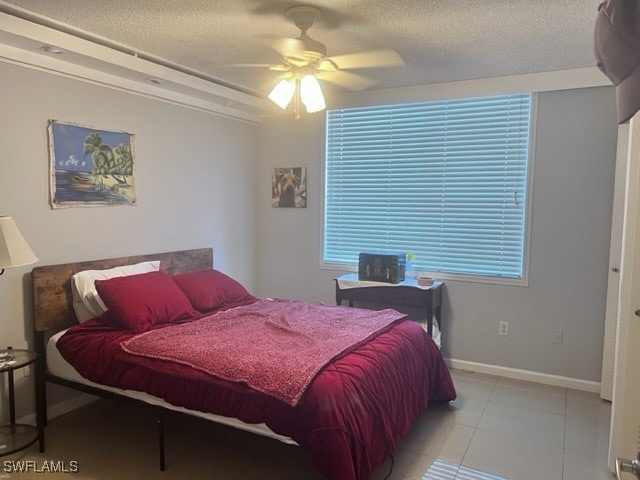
[499,321,509,336]
[552,329,563,345]
[23,364,35,377]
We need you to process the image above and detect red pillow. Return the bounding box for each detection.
[172,269,255,312]
[95,270,198,332]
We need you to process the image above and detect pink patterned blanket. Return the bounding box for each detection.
[121,298,407,406]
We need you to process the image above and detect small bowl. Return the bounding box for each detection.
[417,276,434,287]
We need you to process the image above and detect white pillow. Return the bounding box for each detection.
[71,261,160,323]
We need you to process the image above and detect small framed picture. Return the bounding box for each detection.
[272,167,306,208]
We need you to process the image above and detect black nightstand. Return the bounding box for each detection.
[335,273,444,336]
[0,347,40,456]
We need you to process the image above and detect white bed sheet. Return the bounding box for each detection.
[47,329,297,446]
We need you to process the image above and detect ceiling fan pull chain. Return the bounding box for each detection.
[294,78,301,120]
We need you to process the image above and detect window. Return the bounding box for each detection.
[323,93,533,282]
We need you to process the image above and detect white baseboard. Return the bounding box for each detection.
[17,393,98,425]
[446,358,602,394]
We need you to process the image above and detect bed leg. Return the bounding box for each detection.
[158,416,165,471]
[34,333,48,427]
[36,357,46,452]
[35,335,47,453]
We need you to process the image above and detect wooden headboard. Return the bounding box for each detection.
[32,248,213,333]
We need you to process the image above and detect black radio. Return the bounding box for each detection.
[358,252,406,284]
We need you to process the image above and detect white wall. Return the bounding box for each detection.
[0,61,259,420]
[256,85,618,383]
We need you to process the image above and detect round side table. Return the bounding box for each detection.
[0,347,39,456]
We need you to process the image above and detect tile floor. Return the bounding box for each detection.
[10,368,614,479]
[372,369,614,480]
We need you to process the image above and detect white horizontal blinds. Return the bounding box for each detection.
[324,94,532,278]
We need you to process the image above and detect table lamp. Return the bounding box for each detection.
[0,216,38,276]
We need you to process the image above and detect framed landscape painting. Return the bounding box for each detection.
[48,120,136,208]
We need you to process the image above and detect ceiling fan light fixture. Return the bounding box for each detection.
[300,74,326,113]
[268,78,295,109]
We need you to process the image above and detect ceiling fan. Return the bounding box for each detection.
[244,5,404,117]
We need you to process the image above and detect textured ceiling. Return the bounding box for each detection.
[2,0,602,97]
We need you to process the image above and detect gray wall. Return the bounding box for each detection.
[0,62,259,419]
[256,86,618,382]
[0,58,617,424]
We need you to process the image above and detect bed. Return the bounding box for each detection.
[32,248,455,480]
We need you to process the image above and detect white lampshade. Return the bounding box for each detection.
[268,79,296,110]
[0,216,38,270]
[300,75,326,113]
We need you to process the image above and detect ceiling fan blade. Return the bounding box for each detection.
[268,65,292,72]
[324,48,404,70]
[321,70,378,91]
[257,34,305,56]
[215,63,283,69]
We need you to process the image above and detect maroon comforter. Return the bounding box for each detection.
[57,304,456,480]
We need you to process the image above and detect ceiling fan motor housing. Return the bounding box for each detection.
[287,6,321,32]
[286,5,326,57]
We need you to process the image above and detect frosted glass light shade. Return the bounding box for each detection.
[300,75,326,113]
[0,216,38,269]
[268,79,295,109]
